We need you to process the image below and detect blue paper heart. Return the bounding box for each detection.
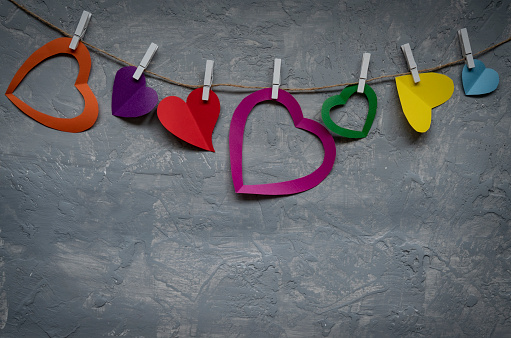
[462,59,499,96]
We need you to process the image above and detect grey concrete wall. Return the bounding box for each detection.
[1,0,510,337]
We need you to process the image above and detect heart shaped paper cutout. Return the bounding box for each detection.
[321,84,377,138]
[112,66,159,117]
[395,73,454,133]
[229,88,336,195]
[462,59,499,96]
[5,37,98,133]
[157,88,220,152]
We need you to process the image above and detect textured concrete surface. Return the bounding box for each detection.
[1,0,510,337]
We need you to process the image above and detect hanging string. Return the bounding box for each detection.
[8,0,511,93]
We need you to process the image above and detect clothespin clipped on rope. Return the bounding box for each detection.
[272,58,282,99]
[202,60,214,101]
[401,43,420,83]
[357,53,371,93]
[133,43,158,80]
[458,28,475,69]
[69,11,92,50]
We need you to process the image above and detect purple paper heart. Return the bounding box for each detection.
[112,66,159,118]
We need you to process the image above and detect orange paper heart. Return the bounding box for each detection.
[5,37,98,133]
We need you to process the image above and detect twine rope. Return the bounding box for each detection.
[8,0,511,92]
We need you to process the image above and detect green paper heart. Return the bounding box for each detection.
[321,84,377,138]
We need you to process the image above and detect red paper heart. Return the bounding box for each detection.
[157,88,220,152]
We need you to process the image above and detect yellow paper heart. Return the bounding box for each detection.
[395,73,454,133]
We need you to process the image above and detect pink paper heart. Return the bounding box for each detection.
[229,88,336,195]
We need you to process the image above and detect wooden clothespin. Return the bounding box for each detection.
[202,60,214,101]
[272,58,282,99]
[458,28,475,69]
[69,11,92,50]
[401,43,420,83]
[357,53,371,93]
[133,43,158,80]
